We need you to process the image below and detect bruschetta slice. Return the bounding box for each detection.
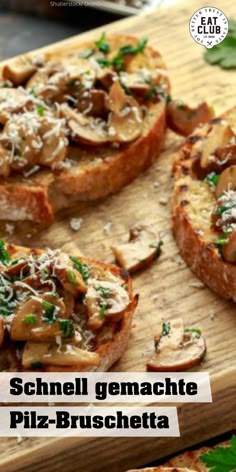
[0,34,170,223]
[172,106,236,300]
[0,240,137,371]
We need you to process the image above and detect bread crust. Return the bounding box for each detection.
[172,108,236,301]
[0,35,169,223]
[0,244,137,372]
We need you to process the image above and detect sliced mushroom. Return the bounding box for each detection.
[0,146,11,177]
[96,67,116,89]
[107,81,142,142]
[77,89,109,117]
[147,318,206,372]
[3,62,36,86]
[0,319,5,346]
[167,101,214,137]
[22,341,100,368]
[85,279,130,330]
[55,263,87,296]
[200,123,234,168]
[10,294,71,342]
[0,88,34,125]
[216,165,236,198]
[38,115,68,167]
[111,224,162,273]
[4,258,28,278]
[221,230,236,263]
[61,105,110,146]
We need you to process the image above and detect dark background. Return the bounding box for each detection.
[0,1,123,59]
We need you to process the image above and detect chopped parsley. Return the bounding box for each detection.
[185,327,201,337]
[42,300,57,324]
[79,48,95,59]
[95,57,111,68]
[1,81,11,88]
[67,270,78,285]
[99,301,108,318]
[70,257,90,281]
[36,104,45,117]
[59,319,74,337]
[205,172,220,188]
[162,321,171,336]
[31,361,43,369]
[95,37,147,71]
[119,80,132,96]
[176,102,186,110]
[22,314,37,324]
[214,232,230,249]
[95,32,110,54]
[0,240,10,266]
[95,286,111,298]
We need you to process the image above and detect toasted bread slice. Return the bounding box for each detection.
[0,241,137,371]
[172,107,236,300]
[0,35,169,223]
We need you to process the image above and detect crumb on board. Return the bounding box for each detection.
[159,197,168,205]
[70,217,83,232]
[189,281,205,289]
[103,222,112,235]
[5,223,15,235]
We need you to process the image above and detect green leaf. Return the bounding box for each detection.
[22,314,37,324]
[99,301,108,318]
[79,48,95,59]
[95,286,111,298]
[67,270,77,285]
[31,361,43,369]
[204,32,236,69]
[59,319,74,338]
[95,32,110,54]
[0,240,10,266]
[42,300,57,324]
[162,321,170,336]
[70,257,90,281]
[95,57,111,68]
[204,172,220,187]
[36,104,45,117]
[200,436,236,472]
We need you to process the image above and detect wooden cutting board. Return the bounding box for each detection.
[0,0,236,471]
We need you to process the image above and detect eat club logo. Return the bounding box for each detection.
[189,7,228,49]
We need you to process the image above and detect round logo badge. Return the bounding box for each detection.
[190,6,228,48]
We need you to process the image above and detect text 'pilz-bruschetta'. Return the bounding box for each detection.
[172,106,236,301]
[0,240,138,371]
[0,34,170,223]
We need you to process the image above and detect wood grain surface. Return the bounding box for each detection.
[0,0,236,471]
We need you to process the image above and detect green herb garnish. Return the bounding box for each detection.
[95,286,111,298]
[22,314,37,324]
[59,319,74,337]
[95,57,111,68]
[0,240,10,266]
[205,172,220,188]
[204,19,236,70]
[99,301,108,318]
[42,300,57,324]
[70,257,90,281]
[214,232,230,249]
[67,270,77,285]
[162,321,171,336]
[95,32,110,54]
[31,361,43,369]
[200,435,236,472]
[36,104,45,117]
[185,327,201,337]
[176,102,186,110]
[79,48,95,59]
[118,37,148,57]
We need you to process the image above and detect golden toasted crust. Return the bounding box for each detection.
[1,244,137,372]
[0,35,169,223]
[172,107,236,301]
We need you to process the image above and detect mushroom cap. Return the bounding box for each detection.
[216,165,236,198]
